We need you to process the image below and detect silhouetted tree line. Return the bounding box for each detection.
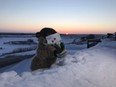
[0,32,34,35]
[4,39,37,45]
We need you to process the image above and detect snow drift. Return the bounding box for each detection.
[0,39,116,87]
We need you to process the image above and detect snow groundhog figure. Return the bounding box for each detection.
[30,27,66,71]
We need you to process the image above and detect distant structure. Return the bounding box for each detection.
[86,34,101,48]
[87,39,101,48]
[107,32,116,41]
[107,33,114,38]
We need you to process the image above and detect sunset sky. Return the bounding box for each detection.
[0,0,116,34]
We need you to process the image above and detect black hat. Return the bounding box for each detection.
[36,27,57,38]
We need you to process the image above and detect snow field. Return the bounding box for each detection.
[0,38,116,87]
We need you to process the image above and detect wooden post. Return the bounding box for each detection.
[114,32,116,41]
[87,40,89,48]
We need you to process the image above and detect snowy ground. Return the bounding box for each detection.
[0,36,116,87]
[0,37,37,57]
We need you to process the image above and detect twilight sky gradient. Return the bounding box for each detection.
[0,0,116,34]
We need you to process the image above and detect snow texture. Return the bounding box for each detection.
[0,38,116,87]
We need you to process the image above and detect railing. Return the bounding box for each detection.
[87,39,101,48]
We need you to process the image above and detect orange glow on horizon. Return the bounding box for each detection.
[0,22,116,34]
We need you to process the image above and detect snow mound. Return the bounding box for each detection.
[0,40,116,87]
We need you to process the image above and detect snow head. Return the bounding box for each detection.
[36,27,61,45]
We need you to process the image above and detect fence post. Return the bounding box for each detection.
[114,32,116,41]
[87,40,89,48]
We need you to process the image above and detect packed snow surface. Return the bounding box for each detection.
[0,39,116,87]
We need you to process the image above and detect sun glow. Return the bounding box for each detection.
[66,33,69,35]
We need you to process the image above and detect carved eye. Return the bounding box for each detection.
[54,38,56,40]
